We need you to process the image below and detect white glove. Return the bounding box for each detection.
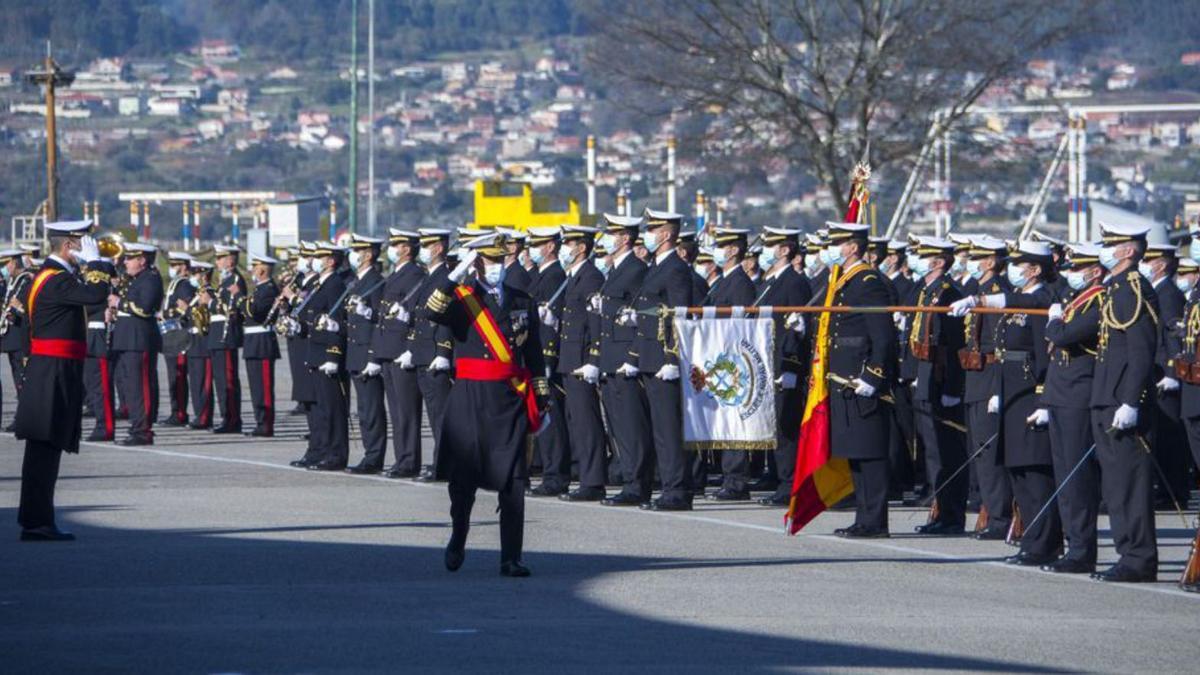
[987,395,1000,415]
[397,350,414,369]
[317,316,340,333]
[429,356,451,371]
[574,364,600,384]
[616,362,640,378]
[777,372,798,390]
[1026,408,1050,427]
[355,304,373,319]
[893,312,907,331]
[538,305,558,329]
[318,361,338,376]
[394,304,411,324]
[448,250,478,283]
[940,395,961,408]
[616,307,638,327]
[981,293,1006,309]
[1157,376,1180,393]
[785,313,806,336]
[655,364,680,381]
[77,235,100,263]
[587,294,602,313]
[1048,303,1064,322]
[1112,403,1138,430]
[949,296,977,317]
[362,362,382,378]
[852,378,876,398]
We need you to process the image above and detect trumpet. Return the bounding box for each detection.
[96,232,125,260]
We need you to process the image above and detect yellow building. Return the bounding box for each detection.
[470,180,580,231]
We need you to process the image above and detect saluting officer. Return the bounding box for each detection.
[207,244,248,434]
[369,229,426,478]
[427,233,550,578]
[184,261,215,429]
[754,227,812,506]
[240,253,281,437]
[343,235,389,472]
[526,226,573,497]
[109,243,163,446]
[83,256,118,442]
[161,251,196,427]
[906,237,968,535]
[14,223,110,540]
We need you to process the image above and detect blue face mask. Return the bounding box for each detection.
[643,231,662,254]
[905,253,920,272]
[529,248,545,265]
[594,257,609,274]
[1065,271,1088,291]
[966,260,984,280]
[951,258,966,276]
[598,234,616,252]
[557,245,574,268]
[910,257,931,277]
[1006,264,1028,288]
[825,245,845,268]
[1137,261,1153,280]
[416,248,431,265]
[1176,276,1195,294]
[482,262,504,286]
[711,247,728,267]
[1099,247,1120,271]
[805,255,821,274]
[758,249,776,270]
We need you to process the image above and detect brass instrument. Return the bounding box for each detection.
[264,270,300,329]
[0,270,32,336]
[105,274,129,349]
[96,232,125,260]
[189,282,213,336]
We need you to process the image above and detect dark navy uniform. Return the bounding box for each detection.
[160,274,195,425]
[1,268,33,423]
[1177,284,1200,507]
[240,275,280,436]
[370,259,426,475]
[287,269,318,410]
[344,265,387,469]
[407,262,455,478]
[886,267,921,498]
[183,274,214,429]
[15,253,110,534]
[557,255,607,496]
[529,259,570,494]
[1149,274,1190,507]
[705,265,759,497]
[83,261,117,441]
[294,269,350,470]
[207,264,248,433]
[111,262,163,444]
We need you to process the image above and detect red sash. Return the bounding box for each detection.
[453,285,541,432]
[27,269,86,361]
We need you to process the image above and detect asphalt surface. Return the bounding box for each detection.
[1,352,1198,674]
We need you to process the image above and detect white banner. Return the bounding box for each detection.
[675,315,776,450]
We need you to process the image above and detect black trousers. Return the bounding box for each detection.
[888,381,919,494]
[1010,464,1062,557]
[1091,407,1158,575]
[563,376,607,490]
[915,398,967,526]
[601,375,653,499]
[966,399,1010,531]
[351,369,388,468]
[850,457,889,531]
[449,476,527,565]
[1048,405,1098,564]
[383,363,422,472]
[115,350,156,440]
[245,358,276,435]
[187,356,213,428]
[1151,389,1191,506]
[84,356,115,439]
[163,353,188,423]
[212,348,242,430]
[643,375,689,501]
[311,369,349,466]
[417,369,453,469]
[1183,414,1200,486]
[764,385,804,498]
[535,374,572,490]
[19,441,64,530]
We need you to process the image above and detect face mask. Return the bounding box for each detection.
[693,263,708,277]
[220,268,231,279]
[911,257,931,277]
[905,253,920,272]
[758,249,777,270]
[817,247,832,267]
[951,258,966,276]
[313,258,327,274]
[417,248,431,265]
[482,262,504,286]
[594,257,609,274]
[643,231,662,254]
[1137,261,1153,280]
[825,245,846,268]
[1006,265,1028,288]
[1099,247,1120,271]
[529,248,545,265]
[387,247,400,265]
[711,248,728,267]
[598,234,616,252]
[189,277,200,288]
[966,260,983,280]
[348,251,362,268]
[167,268,178,280]
[558,245,575,267]
[1065,271,1088,291]
[805,256,821,275]
[1176,277,1195,294]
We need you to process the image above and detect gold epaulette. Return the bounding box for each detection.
[126,301,151,318]
[436,340,452,351]
[863,364,884,379]
[83,269,109,285]
[327,346,342,355]
[427,288,451,314]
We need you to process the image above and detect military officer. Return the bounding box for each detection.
[0,250,34,427]
[109,242,163,446]
[526,226,574,497]
[906,237,968,535]
[343,234,389,472]
[284,243,319,422]
[1140,244,1190,509]
[427,233,549,577]
[499,228,533,292]
[593,215,653,507]
[369,229,427,478]
[627,208,696,511]
[14,223,110,540]
[160,251,196,427]
[206,244,248,434]
[184,260,215,429]
[83,256,118,442]
[239,253,281,437]
[287,242,350,471]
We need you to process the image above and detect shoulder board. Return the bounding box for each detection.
[1125,271,1140,282]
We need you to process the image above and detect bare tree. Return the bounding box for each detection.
[586,0,1097,213]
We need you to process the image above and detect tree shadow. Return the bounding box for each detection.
[0,506,1071,674]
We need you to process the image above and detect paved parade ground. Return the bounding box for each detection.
[1,357,1198,674]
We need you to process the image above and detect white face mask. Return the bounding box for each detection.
[168,267,179,280]
[529,247,546,265]
[951,257,967,276]
[312,257,327,274]
[1190,240,1200,264]
[1137,261,1153,280]
[1065,271,1088,291]
[644,230,663,254]
[598,234,616,253]
[417,248,431,265]
[911,257,932,277]
[558,245,576,267]
[1007,264,1029,288]
[711,247,729,267]
[482,262,504,286]
[758,247,777,270]
[1176,276,1195,294]
[825,244,846,268]
[349,250,363,269]
[189,276,200,288]
[387,247,401,265]
[966,260,983,280]
[594,257,609,274]
[1099,247,1121,271]
[805,255,822,275]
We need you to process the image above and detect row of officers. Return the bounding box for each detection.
[18,213,1197,585]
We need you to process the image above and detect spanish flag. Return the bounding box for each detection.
[785,265,854,534]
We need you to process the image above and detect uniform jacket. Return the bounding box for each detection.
[996,285,1055,467]
[207,270,248,350]
[589,252,648,374]
[963,275,1010,404]
[344,267,385,373]
[240,277,280,360]
[530,260,567,373]
[368,261,425,362]
[1037,284,1102,410]
[907,273,965,402]
[755,265,812,377]
[1153,277,1185,382]
[631,248,695,372]
[298,272,348,369]
[557,261,604,375]
[160,275,196,357]
[111,268,163,353]
[1091,269,1158,410]
[1,270,34,353]
[406,263,454,367]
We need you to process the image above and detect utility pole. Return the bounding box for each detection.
[25,42,74,223]
[367,0,376,234]
[348,0,359,234]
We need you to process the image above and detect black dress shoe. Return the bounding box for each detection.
[1005,551,1058,567]
[289,458,315,468]
[914,521,965,536]
[307,461,347,472]
[640,497,693,512]
[85,431,113,442]
[243,428,273,438]
[974,526,1009,541]
[414,467,440,482]
[746,477,779,493]
[383,467,419,479]
[159,417,188,427]
[1091,564,1157,583]
[601,492,644,507]
[345,464,382,475]
[188,422,212,431]
[707,488,751,502]
[559,487,606,502]
[757,493,790,507]
[117,435,153,447]
[499,561,531,577]
[843,526,890,539]
[527,483,568,498]
[833,524,863,537]
[20,526,75,542]
[445,543,465,572]
[1041,557,1096,574]
[212,425,242,435]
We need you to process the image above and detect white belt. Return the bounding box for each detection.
[116,311,131,318]
[210,315,228,323]
[87,321,106,330]
[243,326,270,335]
